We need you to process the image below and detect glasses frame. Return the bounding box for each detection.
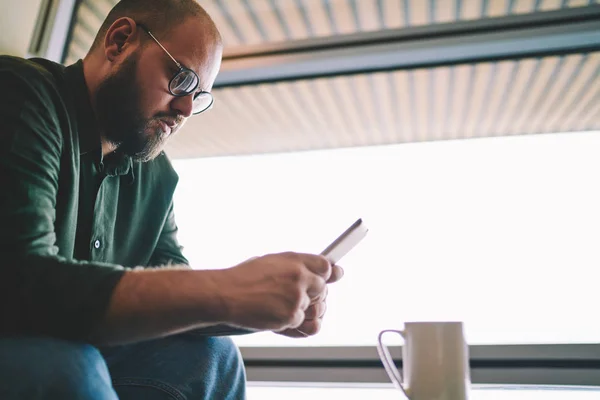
[136,22,214,115]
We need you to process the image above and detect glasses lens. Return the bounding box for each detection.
[170,69,199,95]
[192,92,214,115]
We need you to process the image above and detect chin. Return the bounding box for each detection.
[132,148,163,163]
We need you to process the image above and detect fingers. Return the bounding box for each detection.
[277,328,308,338]
[309,284,328,305]
[327,264,344,284]
[289,307,306,329]
[295,253,332,281]
[276,300,327,337]
[283,252,329,299]
[295,318,322,335]
[295,254,343,284]
[305,273,327,299]
[304,301,327,319]
[279,318,323,338]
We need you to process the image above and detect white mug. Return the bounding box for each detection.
[377,321,470,400]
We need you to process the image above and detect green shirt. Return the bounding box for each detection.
[0,56,189,340]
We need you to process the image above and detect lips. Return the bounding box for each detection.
[159,119,175,135]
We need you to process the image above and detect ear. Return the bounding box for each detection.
[103,17,138,62]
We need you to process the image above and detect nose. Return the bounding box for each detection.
[170,94,194,118]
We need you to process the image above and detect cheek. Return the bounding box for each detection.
[136,82,173,117]
[134,62,173,116]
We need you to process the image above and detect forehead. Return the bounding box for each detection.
[153,18,222,88]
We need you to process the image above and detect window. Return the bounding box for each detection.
[172,131,600,348]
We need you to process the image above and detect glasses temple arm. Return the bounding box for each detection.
[141,26,182,69]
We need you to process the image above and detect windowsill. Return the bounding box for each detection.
[247,383,600,399]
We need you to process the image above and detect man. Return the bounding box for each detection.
[0,0,343,398]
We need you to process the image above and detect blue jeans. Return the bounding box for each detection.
[0,330,246,399]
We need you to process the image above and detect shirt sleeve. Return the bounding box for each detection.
[0,59,125,341]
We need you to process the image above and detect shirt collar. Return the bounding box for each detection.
[64,60,134,180]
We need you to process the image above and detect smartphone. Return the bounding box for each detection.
[320,218,368,264]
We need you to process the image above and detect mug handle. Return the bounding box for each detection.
[377,329,409,398]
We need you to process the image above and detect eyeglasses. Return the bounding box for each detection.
[137,23,214,115]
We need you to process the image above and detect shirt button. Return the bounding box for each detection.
[94,240,101,249]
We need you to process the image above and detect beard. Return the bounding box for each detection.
[94,53,169,162]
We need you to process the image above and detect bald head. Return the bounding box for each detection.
[90,0,221,53]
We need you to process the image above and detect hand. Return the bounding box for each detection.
[218,252,339,332]
[276,263,344,338]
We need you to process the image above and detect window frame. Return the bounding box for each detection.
[241,344,600,386]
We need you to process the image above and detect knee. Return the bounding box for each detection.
[45,341,116,398]
[203,336,244,373]
[0,338,117,400]
[203,337,246,395]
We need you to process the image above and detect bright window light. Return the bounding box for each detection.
[172,131,600,347]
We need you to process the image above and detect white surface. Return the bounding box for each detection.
[246,385,600,400]
[172,131,600,347]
